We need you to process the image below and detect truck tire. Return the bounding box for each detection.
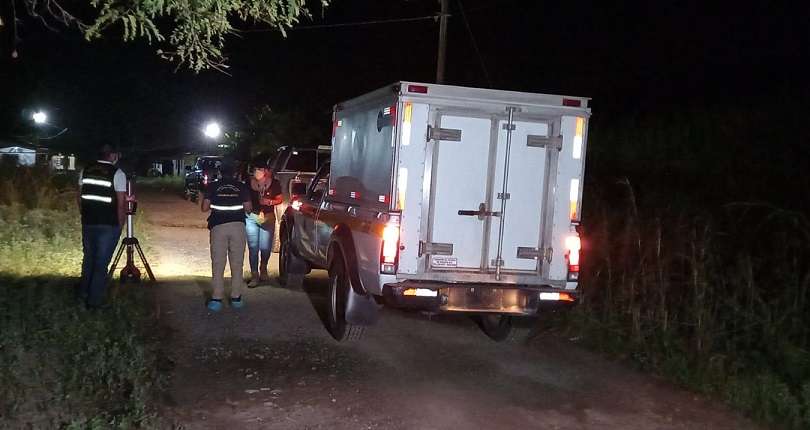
[327,251,364,342]
[278,222,304,289]
[476,314,535,344]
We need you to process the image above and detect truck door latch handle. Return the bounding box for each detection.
[458,203,501,220]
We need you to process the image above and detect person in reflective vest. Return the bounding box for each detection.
[77,145,127,309]
[201,161,252,312]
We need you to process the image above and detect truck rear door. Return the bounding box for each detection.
[421,108,566,280]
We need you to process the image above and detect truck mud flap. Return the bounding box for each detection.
[345,286,380,326]
[330,226,380,326]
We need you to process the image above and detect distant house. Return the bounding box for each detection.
[0,141,49,167]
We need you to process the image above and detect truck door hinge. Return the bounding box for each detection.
[497,192,510,200]
[419,241,454,257]
[502,123,516,131]
[490,258,504,267]
[544,247,554,263]
[527,135,563,151]
[427,125,462,142]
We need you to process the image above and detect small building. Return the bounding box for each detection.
[0,141,49,167]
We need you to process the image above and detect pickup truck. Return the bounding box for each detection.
[184,156,223,201]
[279,82,591,342]
[260,146,330,250]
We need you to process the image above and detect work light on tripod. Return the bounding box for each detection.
[109,176,156,283]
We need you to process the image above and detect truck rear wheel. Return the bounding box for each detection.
[476,314,535,343]
[278,222,304,289]
[327,252,364,342]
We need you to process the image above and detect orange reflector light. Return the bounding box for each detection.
[573,117,584,159]
[403,288,438,297]
[403,102,413,123]
[569,178,580,220]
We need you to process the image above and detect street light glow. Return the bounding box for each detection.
[203,122,222,139]
[32,111,47,124]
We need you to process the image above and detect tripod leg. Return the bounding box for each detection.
[108,242,126,278]
[134,242,157,282]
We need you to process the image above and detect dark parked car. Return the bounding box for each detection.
[252,146,330,251]
[184,156,223,201]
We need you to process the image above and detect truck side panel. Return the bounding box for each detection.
[548,115,587,287]
[331,100,396,210]
[330,96,397,296]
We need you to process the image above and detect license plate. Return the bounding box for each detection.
[431,256,458,268]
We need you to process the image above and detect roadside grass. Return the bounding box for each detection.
[0,167,164,428]
[137,175,184,196]
[567,107,810,428]
[570,178,810,429]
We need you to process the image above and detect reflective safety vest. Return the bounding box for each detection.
[207,178,247,229]
[80,162,119,225]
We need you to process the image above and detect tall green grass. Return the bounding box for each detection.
[0,166,164,428]
[574,107,810,428]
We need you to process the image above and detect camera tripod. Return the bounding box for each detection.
[109,179,156,283]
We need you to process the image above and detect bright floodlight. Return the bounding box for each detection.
[203,122,222,139]
[32,111,47,124]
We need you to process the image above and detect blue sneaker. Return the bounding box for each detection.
[207,299,223,312]
[230,296,244,309]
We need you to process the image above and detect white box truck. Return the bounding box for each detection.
[280,82,590,341]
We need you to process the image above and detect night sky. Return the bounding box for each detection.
[2,0,809,158]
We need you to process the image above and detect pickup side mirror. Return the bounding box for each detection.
[290,181,307,198]
[310,189,324,201]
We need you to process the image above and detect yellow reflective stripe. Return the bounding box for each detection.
[81,178,113,187]
[210,204,244,211]
[81,194,113,203]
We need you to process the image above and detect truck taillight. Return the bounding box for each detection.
[290,200,303,211]
[565,233,581,282]
[380,213,401,274]
[203,174,209,186]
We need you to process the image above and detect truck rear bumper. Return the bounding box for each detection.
[382,281,577,315]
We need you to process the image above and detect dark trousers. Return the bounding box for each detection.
[79,224,122,307]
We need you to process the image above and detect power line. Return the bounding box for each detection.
[456,0,492,87]
[239,15,438,33]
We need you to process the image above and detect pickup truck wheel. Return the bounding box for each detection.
[327,253,364,342]
[476,314,535,343]
[278,223,303,289]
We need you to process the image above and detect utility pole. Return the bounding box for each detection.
[436,0,449,84]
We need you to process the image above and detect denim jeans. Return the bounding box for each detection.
[79,224,122,307]
[245,213,274,273]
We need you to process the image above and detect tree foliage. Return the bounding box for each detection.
[18,0,328,72]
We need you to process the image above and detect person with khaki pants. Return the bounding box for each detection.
[201,161,252,311]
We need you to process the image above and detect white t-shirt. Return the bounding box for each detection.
[78,160,127,192]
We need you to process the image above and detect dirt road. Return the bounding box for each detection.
[137,186,758,430]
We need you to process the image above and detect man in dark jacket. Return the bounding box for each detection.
[77,145,127,309]
[201,160,253,311]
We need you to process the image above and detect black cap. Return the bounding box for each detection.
[219,158,236,176]
[251,155,270,170]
